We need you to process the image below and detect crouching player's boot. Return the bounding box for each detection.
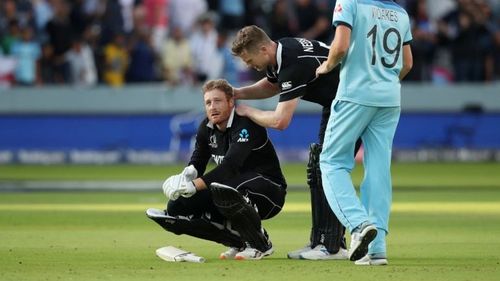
[210,182,274,260]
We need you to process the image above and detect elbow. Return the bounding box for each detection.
[274,117,290,131]
[337,47,349,59]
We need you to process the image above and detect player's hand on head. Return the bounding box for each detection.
[232,87,241,99]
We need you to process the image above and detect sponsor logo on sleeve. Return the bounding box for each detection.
[281,81,292,90]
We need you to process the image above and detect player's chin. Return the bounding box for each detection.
[208,116,221,124]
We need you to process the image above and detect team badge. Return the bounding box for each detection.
[335,3,342,14]
[237,129,250,143]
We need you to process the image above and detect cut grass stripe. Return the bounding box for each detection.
[1,202,499,214]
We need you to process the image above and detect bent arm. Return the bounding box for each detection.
[234,78,280,100]
[237,98,299,130]
[399,44,413,80]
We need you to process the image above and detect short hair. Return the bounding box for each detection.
[202,79,233,100]
[231,25,272,56]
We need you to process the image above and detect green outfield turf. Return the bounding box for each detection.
[1,163,500,281]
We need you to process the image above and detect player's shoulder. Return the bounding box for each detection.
[232,114,265,133]
[197,117,211,133]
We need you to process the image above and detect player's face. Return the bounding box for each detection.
[239,48,269,72]
[204,89,234,127]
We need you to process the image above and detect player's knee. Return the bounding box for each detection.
[166,199,188,217]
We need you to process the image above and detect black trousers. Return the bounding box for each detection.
[167,172,286,224]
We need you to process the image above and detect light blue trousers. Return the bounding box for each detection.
[320,100,400,255]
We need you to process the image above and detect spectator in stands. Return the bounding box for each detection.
[1,20,20,55]
[0,0,20,35]
[293,0,331,43]
[142,0,169,53]
[486,28,500,81]
[170,0,208,35]
[11,26,41,86]
[268,0,297,39]
[213,30,239,86]
[161,26,193,86]
[218,0,245,31]
[39,43,56,84]
[65,36,97,87]
[189,12,218,83]
[126,29,156,83]
[100,0,125,46]
[405,0,437,81]
[0,47,17,88]
[45,0,73,83]
[32,0,53,42]
[103,33,129,87]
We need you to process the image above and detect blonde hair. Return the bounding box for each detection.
[231,25,272,56]
[202,79,234,100]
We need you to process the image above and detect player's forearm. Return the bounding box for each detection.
[235,78,279,100]
[244,107,288,130]
[399,66,411,80]
[324,25,351,71]
[400,45,413,80]
[192,177,207,191]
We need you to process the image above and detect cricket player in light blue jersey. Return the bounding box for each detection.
[316,0,413,265]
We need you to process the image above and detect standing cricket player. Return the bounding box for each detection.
[316,0,413,265]
[147,79,286,260]
[231,25,361,260]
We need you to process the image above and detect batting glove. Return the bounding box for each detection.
[181,165,198,181]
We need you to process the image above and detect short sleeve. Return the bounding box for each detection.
[332,0,356,29]
[403,16,413,45]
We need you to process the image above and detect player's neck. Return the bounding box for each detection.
[269,41,278,67]
[216,121,228,132]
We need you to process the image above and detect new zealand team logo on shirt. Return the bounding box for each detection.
[209,134,218,148]
[237,129,250,143]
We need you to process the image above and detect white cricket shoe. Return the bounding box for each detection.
[299,244,348,260]
[354,254,388,266]
[348,223,377,261]
[287,244,312,259]
[234,245,274,260]
[219,247,245,260]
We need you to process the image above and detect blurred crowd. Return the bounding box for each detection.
[0,0,499,88]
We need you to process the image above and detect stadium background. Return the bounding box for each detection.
[1,0,499,166]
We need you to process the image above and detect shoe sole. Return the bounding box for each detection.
[349,227,378,261]
[355,259,388,266]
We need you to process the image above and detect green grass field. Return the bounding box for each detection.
[1,163,500,281]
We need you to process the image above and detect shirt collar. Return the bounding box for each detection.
[276,41,283,74]
[206,108,236,129]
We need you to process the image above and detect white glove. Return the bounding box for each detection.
[162,174,183,200]
[162,174,197,201]
[182,165,198,181]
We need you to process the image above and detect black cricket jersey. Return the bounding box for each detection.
[188,109,286,188]
[266,38,341,107]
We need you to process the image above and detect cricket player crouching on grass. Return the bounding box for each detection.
[146,79,287,260]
